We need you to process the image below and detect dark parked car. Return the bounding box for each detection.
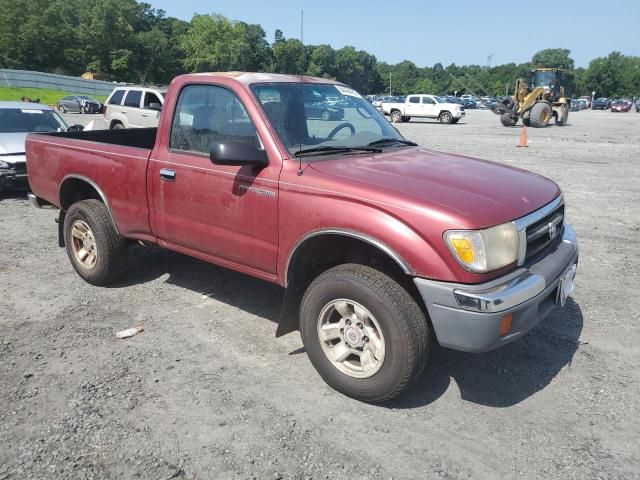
[56,95,102,114]
[636,100,640,113]
[304,101,344,121]
[462,99,477,109]
[591,98,610,110]
[610,100,631,112]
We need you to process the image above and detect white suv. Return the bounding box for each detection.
[104,86,167,129]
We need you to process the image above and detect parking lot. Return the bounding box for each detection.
[1,109,639,479]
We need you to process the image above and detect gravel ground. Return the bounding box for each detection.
[1,109,639,479]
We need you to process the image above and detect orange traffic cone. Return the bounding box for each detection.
[516,125,529,148]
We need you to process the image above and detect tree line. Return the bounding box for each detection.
[1,0,638,99]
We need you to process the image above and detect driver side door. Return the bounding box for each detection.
[149,83,280,277]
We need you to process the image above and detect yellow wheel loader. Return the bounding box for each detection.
[497,68,570,127]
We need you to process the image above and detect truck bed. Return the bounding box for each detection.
[42,127,157,150]
[26,128,155,240]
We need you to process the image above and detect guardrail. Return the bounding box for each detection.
[0,69,127,96]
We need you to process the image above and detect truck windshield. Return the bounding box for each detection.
[0,108,68,133]
[250,83,405,156]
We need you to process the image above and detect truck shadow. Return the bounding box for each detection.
[110,244,283,322]
[392,298,583,409]
[114,245,583,409]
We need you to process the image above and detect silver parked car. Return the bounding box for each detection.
[0,102,80,192]
[103,86,167,129]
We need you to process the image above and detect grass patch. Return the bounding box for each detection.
[0,86,108,106]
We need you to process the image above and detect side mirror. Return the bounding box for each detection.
[148,102,162,111]
[210,141,268,167]
[67,124,84,132]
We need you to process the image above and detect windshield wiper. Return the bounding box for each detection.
[293,146,382,158]
[367,138,418,147]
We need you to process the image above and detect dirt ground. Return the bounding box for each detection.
[1,109,639,479]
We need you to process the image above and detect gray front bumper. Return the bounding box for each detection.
[414,224,578,353]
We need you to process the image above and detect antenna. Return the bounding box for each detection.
[297,9,304,176]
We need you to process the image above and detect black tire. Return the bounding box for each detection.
[438,111,453,124]
[556,106,569,126]
[321,110,331,121]
[500,113,517,127]
[110,121,124,130]
[390,110,403,123]
[63,199,128,286]
[522,117,531,127]
[529,102,552,128]
[58,105,66,114]
[299,264,431,403]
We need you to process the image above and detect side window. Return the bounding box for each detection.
[422,97,435,104]
[409,96,420,104]
[109,90,125,105]
[170,84,259,155]
[143,92,162,109]
[124,90,142,108]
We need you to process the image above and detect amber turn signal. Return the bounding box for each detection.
[498,314,513,336]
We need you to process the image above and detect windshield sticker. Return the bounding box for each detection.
[335,85,362,98]
[21,109,43,114]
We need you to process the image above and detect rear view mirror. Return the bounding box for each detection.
[210,141,268,167]
[67,124,84,132]
[148,102,162,111]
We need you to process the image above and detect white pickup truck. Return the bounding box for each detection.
[381,94,465,124]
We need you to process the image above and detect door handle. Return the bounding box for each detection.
[141,113,149,117]
[159,169,176,182]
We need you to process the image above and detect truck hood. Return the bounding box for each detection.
[308,147,560,228]
[0,132,28,155]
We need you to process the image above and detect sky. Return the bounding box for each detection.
[149,0,640,68]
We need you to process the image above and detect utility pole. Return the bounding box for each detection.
[300,10,304,43]
[389,73,392,95]
[487,54,493,69]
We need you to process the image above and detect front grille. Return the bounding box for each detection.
[524,204,564,260]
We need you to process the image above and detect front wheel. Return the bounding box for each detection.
[58,105,66,114]
[390,111,403,123]
[63,199,128,285]
[529,102,552,128]
[439,111,453,124]
[299,264,431,403]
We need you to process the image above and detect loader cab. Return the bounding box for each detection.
[530,69,563,100]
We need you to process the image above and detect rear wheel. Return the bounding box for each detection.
[529,102,552,128]
[58,105,66,114]
[439,111,453,124]
[321,110,331,121]
[390,111,403,123]
[63,199,128,285]
[299,264,431,403]
[110,121,124,130]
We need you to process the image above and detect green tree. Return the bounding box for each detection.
[532,48,575,70]
[272,38,307,74]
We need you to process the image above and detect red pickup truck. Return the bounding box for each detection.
[26,72,578,402]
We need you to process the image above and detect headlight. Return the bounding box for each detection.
[0,160,10,169]
[444,222,519,273]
